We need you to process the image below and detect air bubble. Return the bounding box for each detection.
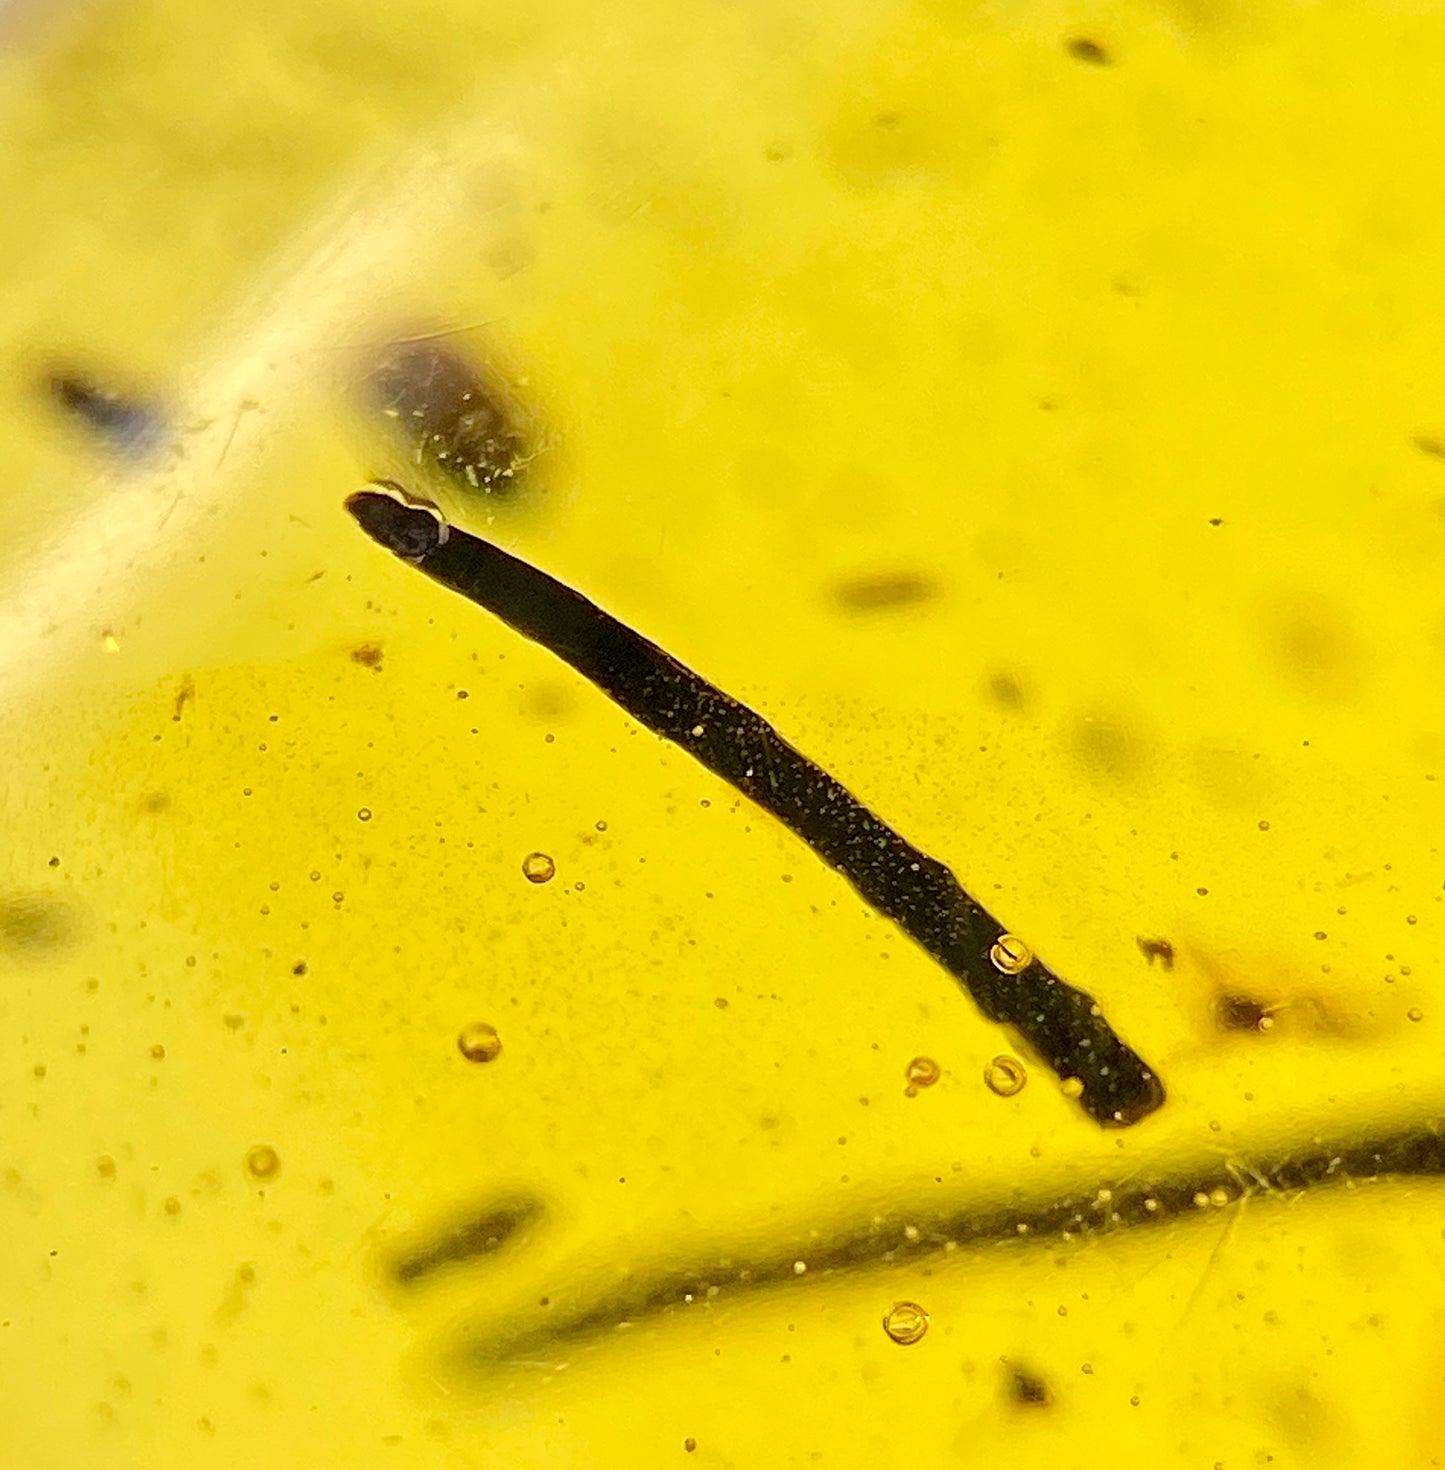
[904,1056,941,1096]
[522,851,556,884]
[244,1145,282,1182]
[984,1054,1027,1097]
[457,1021,503,1063]
[1409,1007,1424,1022]
[882,1300,929,1345]
[358,808,372,822]
[1060,1076,1084,1100]
[989,934,1033,974]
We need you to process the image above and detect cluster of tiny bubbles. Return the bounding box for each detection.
[521,851,556,884]
[244,1144,282,1182]
[983,1054,1028,1097]
[882,1301,930,1345]
[456,1021,503,1063]
[989,933,1033,975]
[903,1056,941,1097]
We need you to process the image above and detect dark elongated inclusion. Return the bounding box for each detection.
[346,486,1165,1126]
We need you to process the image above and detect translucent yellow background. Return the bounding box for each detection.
[4,1,1445,1466]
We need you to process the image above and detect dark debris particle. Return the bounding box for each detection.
[1215,993,1272,1032]
[1009,1366,1054,1407]
[1412,435,1445,458]
[830,570,937,613]
[1136,936,1175,970]
[366,339,535,499]
[1065,36,1111,65]
[350,642,385,669]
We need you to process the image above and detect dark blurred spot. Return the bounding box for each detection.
[1215,993,1272,1032]
[138,791,171,815]
[986,670,1029,710]
[1264,601,1356,699]
[47,370,162,451]
[520,681,575,721]
[830,571,937,613]
[1136,936,1175,970]
[1065,36,1111,65]
[350,642,385,669]
[366,340,535,500]
[1008,1365,1054,1407]
[1070,714,1147,779]
[1413,434,1445,459]
[0,895,79,956]
[391,1196,545,1286]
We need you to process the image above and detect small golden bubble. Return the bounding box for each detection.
[1060,1076,1084,1100]
[357,808,372,822]
[244,1145,281,1182]
[989,934,1033,974]
[457,1021,502,1063]
[522,851,556,884]
[102,631,121,654]
[684,1439,697,1454]
[595,820,608,832]
[150,1044,166,1060]
[1409,1007,1424,1022]
[882,1301,929,1345]
[1210,1187,1231,1208]
[1193,1191,1210,1209]
[163,1196,182,1216]
[984,1054,1028,1097]
[905,1056,941,1091]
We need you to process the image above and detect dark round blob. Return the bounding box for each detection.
[346,488,446,562]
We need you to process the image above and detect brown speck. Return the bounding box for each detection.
[1215,993,1273,1032]
[350,642,384,669]
[986,670,1029,709]
[1413,434,1445,458]
[830,571,937,614]
[1009,1365,1053,1407]
[1136,936,1175,970]
[1065,36,1111,65]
